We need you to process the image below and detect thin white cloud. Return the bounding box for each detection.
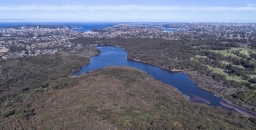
[1,5,256,11]
[0,5,85,11]
[247,3,255,7]
[87,5,256,11]
[234,1,251,4]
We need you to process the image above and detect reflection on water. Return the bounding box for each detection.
[189,95,210,104]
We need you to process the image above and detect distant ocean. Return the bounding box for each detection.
[0,22,118,32]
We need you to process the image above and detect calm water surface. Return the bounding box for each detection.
[74,46,256,117]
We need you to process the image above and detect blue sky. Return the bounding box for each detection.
[0,0,256,22]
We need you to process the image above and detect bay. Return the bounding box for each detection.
[0,22,117,31]
[74,46,256,118]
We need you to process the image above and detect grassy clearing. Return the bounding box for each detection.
[220,61,245,69]
[211,48,256,64]
[206,65,244,82]
[210,50,237,57]
[195,55,207,58]
[239,48,250,56]
[220,61,229,65]
[191,55,207,61]
[217,48,256,57]
[250,75,256,78]
[238,48,256,56]
[233,65,246,69]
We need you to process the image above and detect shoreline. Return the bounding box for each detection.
[74,45,256,118]
[127,55,256,117]
[220,101,256,118]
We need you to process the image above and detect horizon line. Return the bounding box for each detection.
[1,5,256,11]
[0,21,256,24]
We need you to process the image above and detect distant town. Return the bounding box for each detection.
[0,23,256,60]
